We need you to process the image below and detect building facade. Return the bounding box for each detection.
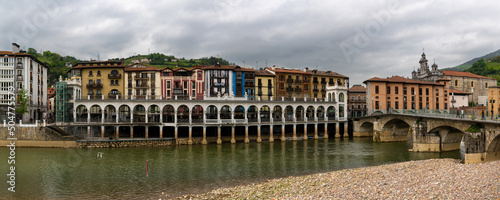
[254,69,275,101]
[349,85,367,117]
[70,61,125,100]
[55,76,82,123]
[449,88,470,109]
[160,67,204,100]
[308,69,348,99]
[365,76,448,112]
[265,66,311,99]
[0,43,48,121]
[487,86,500,117]
[124,63,161,100]
[203,64,234,97]
[233,66,256,100]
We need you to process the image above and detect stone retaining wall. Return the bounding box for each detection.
[77,139,175,148]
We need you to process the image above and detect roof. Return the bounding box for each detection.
[125,63,161,71]
[307,69,349,78]
[234,66,255,72]
[364,76,445,86]
[255,69,275,77]
[488,85,500,89]
[0,50,48,67]
[449,88,470,95]
[442,70,495,80]
[265,67,311,75]
[72,61,125,69]
[196,64,239,70]
[349,85,366,92]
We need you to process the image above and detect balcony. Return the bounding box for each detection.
[329,81,334,85]
[86,83,103,89]
[286,78,294,83]
[295,87,302,93]
[321,80,327,84]
[108,74,122,79]
[321,89,326,92]
[245,82,255,87]
[213,83,226,87]
[135,84,149,88]
[295,79,302,83]
[313,88,319,92]
[313,80,319,84]
[108,93,121,99]
[286,87,294,92]
[134,75,148,79]
[16,63,23,69]
[16,75,23,81]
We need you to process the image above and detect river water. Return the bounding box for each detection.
[1,138,461,199]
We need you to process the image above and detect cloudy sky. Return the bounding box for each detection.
[2,0,500,85]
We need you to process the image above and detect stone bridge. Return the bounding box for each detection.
[353,114,500,163]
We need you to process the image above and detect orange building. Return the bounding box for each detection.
[364,76,449,112]
[265,66,311,99]
[348,85,367,117]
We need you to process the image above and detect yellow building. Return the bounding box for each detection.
[487,85,500,116]
[308,69,349,99]
[254,69,275,100]
[70,61,125,99]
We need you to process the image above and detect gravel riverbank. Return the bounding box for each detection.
[174,159,500,199]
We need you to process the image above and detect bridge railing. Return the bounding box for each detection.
[366,109,493,120]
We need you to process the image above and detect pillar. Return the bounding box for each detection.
[303,124,308,140]
[188,126,193,145]
[73,111,77,123]
[87,126,91,139]
[115,126,119,139]
[292,124,297,141]
[324,123,329,139]
[314,123,318,139]
[130,126,134,139]
[245,125,249,143]
[257,126,262,143]
[159,126,163,139]
[231,126,236,144]
[202,126,207,144]
[281,125,286,142]
[344,123,348,137]
[145,126,149,139]
[174,126,178,139]
[335,122,340,138]
[101,112,104,123]
[269,125,274,142]
[217,126,222,144]
[101,126,105,138]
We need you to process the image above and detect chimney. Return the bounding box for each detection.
[12,43,20,53]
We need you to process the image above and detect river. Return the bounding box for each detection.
[0,138,462,199]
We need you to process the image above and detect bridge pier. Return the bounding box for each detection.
[324,123,328,139]
[303,124,308,140]
[231,126,236,144]
[217,126,222,144]
[257,126,262,143]
[269,125,274,142]
[292,124,297,141]
[244,125,249,143]
[281,125,286,142]
[202,126,207,145]
[101,126,105,139]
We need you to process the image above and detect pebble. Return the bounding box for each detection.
[175,159,500,200]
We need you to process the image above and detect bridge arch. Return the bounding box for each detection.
[427,126,465,151]
[487,134,500,152]
[380,118,411,141]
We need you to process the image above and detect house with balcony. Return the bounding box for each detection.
[307,68,349,100]
[234,66,256,100]
[254,69,275,101]
[265,66,311,100]
[160,66,204,100]
[124,63,161,100]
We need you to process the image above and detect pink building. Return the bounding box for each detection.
[160,67,204,100]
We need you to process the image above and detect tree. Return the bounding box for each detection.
[27,48,37,55]
[16,87,29,120]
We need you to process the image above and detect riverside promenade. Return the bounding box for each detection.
[175,159,500,199]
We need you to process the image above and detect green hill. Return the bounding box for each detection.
[464,56,500,85]
[27,48,81,85]
[443,48,500,71]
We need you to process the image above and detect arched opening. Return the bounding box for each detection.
[295,106,304,121]
[177,105,189,123]
[118,105,130,122]
[357,122,373,137]
[328,93,332,102]
[428,126,464,151]
[306,106,315,121]
[220,105,231,119]
[339,93,345,102]
[259,105,269,122]
[148,105,160,123]
[192,105,204,123]
[89,105,102,122]
[247,105,258,122]
[206,105,218,119]
[380,119,411,142]
[76,105,88,122]
[486,134,500,161]
[234,105,245,119]
[104,105,116,122]
[317,106,325,121]
[162,105,174,123]
[133,105,146,122]
[285,106,294,121]
[272,106,282,121]
[327,106,336,121]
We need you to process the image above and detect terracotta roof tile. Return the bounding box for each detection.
[255,70,275,77]
[265,67,311,75]
[449,88,470,95]
[349,85,366,92]
[364,76,445,86]
[124,63,161,71]
[442,70,495,80]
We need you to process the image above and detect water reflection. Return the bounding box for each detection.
[0,138,461,199]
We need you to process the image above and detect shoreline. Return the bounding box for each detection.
[174,158,500,199]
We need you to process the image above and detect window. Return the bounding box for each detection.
[89,71,93,76]
[143,89,147,95]
[375,86,379,94]
[419,88,422,95]
[351,96,355,101]
[97,71,101,76]
[425,88,429,96]
[395,101,399,109]
[485,82,488,88]
[151,89,155,96]
[192,81,195,89]
[435,89,439,96]
[411,87,415,95]
[167,81,170,88]
[455,80,458,87]
[375,101,379,109]
[192,90,195,97]
[128,89,132,95]
[471,81,474,87]
[97,89,101,95]
[403,87,407,95]
[89,80,93,85]
[395,86,399,94]
[88,89,93,95]
[96,79,101,84]
[184,81,188,89]
[387,86,391,94]
[136,89,140,95]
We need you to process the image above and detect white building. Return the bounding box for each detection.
[0,43,48,122]
[325,80,349,121]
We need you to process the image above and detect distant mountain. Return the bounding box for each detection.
[443,48,500,71]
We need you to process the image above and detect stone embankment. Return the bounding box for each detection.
[77,139,175,148]
[176,159,500,199]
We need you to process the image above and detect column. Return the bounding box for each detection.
[87,126,91,139]
[314,123,318,139]
[116,111,119,123]
[73,111,77,123]
[159,126,163,139]
[87,113,90,124]
[145,110,148,123]
[217,126,222,144]
[101,126,105,138]
[159,110,163,123]
[344,123,348,138]
[281,125,286,142]
[130,126,134,139]
[245,125,249,143]
[324,123,329,139]
[130,112,134,123]
[257,126,262,143]
[174,126,178,140]
[292,124,297,141]
[336,122,340,138]
[115,126,119,139]
[145,126,149,139]
[101,111,104,123]
[269,125,274,142]
[231,126,236,144]
[188,126,193,145]
[202,126,207,144]
[303,124,308,140]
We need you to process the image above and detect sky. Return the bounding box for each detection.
[2,0,500,85]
